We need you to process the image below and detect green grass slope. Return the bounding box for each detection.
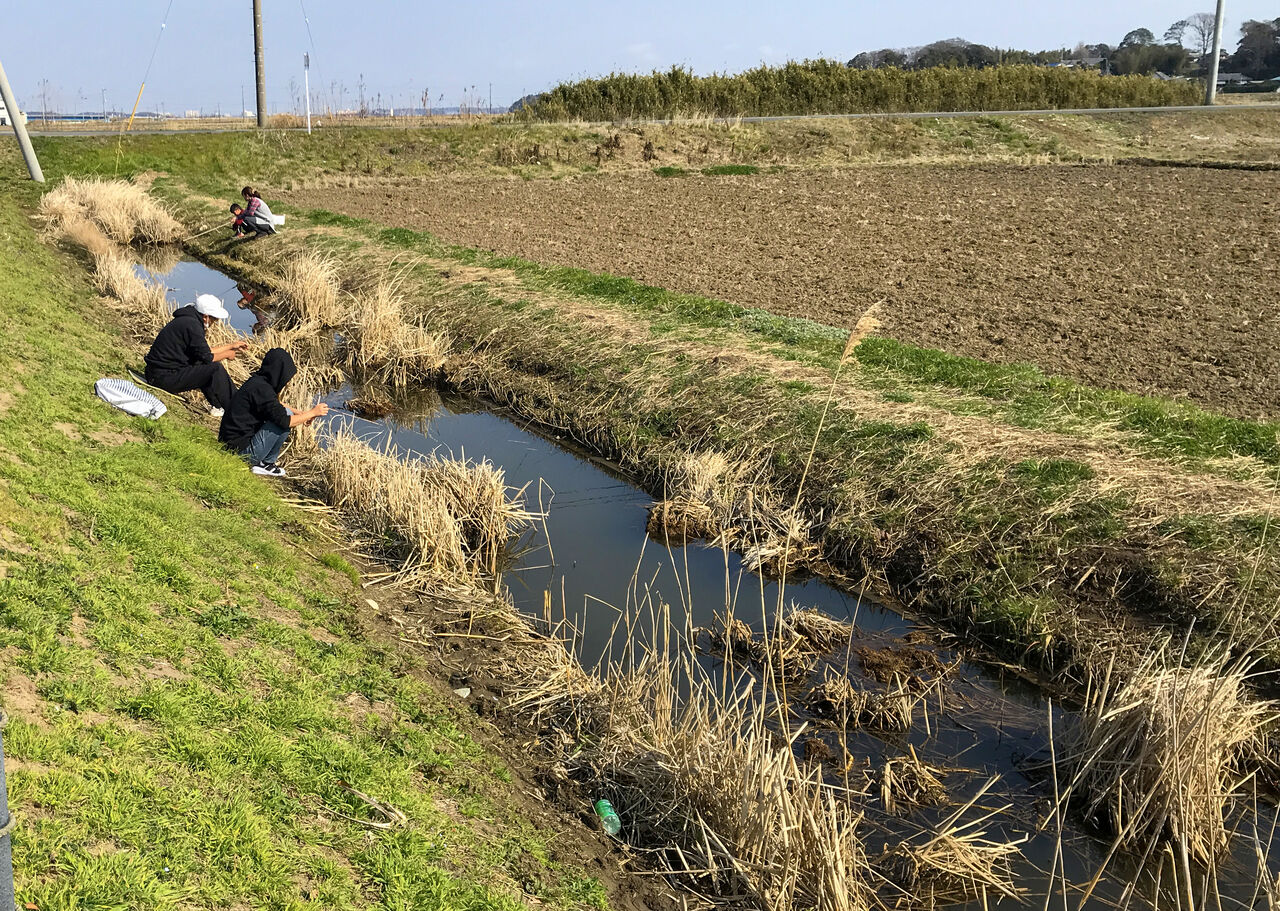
[0,198,610,909]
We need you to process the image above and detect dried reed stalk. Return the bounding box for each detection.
[879,779,1023,903]
[519,643,873,911]
[276,253,346,330]
[344,281,450,386]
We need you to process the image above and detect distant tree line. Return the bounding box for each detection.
[848,14,1280,80]
[516,62,1200,121]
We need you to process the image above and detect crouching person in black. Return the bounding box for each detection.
[144,294,247,417]
[218,348,329,478]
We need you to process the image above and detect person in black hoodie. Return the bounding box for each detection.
[218,348,328,478]
[143,294,248,417]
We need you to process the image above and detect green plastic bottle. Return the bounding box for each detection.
[593,799,621,836]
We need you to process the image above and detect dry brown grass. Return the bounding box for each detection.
[517,639,872,911]
[276,252,346,330]
[1067,645,1275,866]
[90,248,173,340]
[39,176,182,246]
[344,281,450,386]
[315,429,531,588]
[878,780,1023,905]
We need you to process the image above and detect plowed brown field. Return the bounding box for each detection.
[281,164,1280,418]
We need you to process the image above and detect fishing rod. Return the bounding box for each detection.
[184,223,227,241]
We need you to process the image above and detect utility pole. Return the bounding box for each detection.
[304,53,312,134]
[489,82,492,114]
[0,57,43,181]
[1205,0,1226,104]
[253,0,266,128]
[101,88,107,122]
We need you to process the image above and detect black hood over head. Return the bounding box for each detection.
[254,348,297,393]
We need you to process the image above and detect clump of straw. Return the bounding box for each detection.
[345,281,449,386]
[40,176,182,245]
[91,248,173,339]
[316,430,530,587]
[276,252,346,329]
[878,780,1023,904]
[874,747,946,816]
[1067,646,1275,864]
[518,645,873,911]
[805,671,925,732]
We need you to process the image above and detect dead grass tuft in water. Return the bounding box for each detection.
[1067,645,1275,865]
[804,670,928,732]
[315,429,531,588]
[649,449,817,575]
[39,176,182,245]
[874,748,947,816]
[90,248,173,340]
[517,640,873,911]
[878,781,1023,905]
[276,252,346,330]
[345,281,450,386]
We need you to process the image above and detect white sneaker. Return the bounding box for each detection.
[251,462,286,478]
[209,407,225,418]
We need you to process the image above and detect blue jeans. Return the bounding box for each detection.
[241,421,289,465]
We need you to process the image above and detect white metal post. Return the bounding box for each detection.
[304,54,312,134]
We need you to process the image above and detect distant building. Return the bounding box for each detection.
[1217,72,1250,86]
[0,97,25,127]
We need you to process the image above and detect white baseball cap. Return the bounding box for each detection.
[194,293,230,321]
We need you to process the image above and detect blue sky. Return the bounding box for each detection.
[2,1,1274,114]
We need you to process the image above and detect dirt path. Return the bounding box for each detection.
[281,162,1280,420]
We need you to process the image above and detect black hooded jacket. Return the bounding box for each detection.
[218,348,297,451]
[144,305,213,378]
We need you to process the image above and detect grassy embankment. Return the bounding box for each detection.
[0,195,617,907]
[15,128,1277,683]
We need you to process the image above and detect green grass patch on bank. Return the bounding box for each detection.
[0,198,609,909]
[701,164,759,176]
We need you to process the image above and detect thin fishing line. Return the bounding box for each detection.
[115,0,177,174]
[141,0,178,87]
[298,0,318,54]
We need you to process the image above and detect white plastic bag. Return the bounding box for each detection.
[95,378,167,420]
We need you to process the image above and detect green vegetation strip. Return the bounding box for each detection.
[0,200,608,909]
[517,62,1201,121]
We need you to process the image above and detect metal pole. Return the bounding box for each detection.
[0,58,43,182]
[304,54,312,134]
[0,713,16,910]
[101,88,107,122]
[253,0,267,128]
[1205,0,1227,105]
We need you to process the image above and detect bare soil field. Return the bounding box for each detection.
[282,163,1280,418]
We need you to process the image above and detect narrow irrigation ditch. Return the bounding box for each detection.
[139,256,1280,910]
[37,177,1280,911]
